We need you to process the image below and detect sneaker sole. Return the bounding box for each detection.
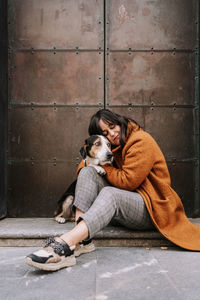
[25,255,76,271]
[74,243,95,257]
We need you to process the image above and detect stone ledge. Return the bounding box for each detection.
[0,217,199,247]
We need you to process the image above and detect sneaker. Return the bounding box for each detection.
[25,237,76,271]
[74,239,95,257]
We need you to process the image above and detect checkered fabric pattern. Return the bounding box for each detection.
[73,166,154,238]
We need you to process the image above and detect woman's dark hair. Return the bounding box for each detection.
[88,109,140,148]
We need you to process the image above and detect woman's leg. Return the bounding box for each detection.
[73,166,109,214]
[60,186,154,246]
[77,186,154,239]
[60,166,109,248]
[26,185,153,271]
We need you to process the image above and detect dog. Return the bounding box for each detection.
[54,135,113,223]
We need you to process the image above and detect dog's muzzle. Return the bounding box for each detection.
[106,152,113,161]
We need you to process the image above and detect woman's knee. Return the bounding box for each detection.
[78,166,99,180]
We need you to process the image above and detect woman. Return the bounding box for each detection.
[26,109,200,271]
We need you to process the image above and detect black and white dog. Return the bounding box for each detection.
[54,135,113,223]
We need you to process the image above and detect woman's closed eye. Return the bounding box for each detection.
[109,124,115,129]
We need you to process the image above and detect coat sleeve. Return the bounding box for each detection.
[102,133,156,191]
[76,160,85,176]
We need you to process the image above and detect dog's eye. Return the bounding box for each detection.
[107,142,111,148]
[94,141,101,146]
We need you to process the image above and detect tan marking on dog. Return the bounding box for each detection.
[88,137,102,158]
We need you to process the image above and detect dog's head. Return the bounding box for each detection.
[80,135,113,165]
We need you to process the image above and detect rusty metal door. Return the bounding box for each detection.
[7,0,199,217]
[104,0,199,217]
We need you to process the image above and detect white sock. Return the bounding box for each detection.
[70,245,76,251]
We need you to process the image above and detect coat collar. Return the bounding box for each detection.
[111,121,140,153]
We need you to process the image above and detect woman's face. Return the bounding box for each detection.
[98,119,121,145]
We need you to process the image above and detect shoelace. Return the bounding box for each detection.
[44,236,56,247]
[44,236,68,255]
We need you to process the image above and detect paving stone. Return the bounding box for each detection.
[1,247,200,300]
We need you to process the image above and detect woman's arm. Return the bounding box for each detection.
[102,133,156,191]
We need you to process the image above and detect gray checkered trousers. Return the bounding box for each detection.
[73,166,154,238]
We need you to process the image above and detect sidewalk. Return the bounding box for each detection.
[1,246,200,300]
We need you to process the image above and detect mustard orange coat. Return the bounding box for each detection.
[78,123,200,251]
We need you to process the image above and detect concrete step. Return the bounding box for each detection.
[0,218,199,248]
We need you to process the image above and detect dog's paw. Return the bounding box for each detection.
[92,165,106,175]
[55,216,66,224]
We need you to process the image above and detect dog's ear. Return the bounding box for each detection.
[80,145,87,159]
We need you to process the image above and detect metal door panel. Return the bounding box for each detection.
[10,51,103,105]
[168,162,195,215]
[108,106,144,128]
[107,0,196,50]
[106,52,194,106]
[6,0,199,217]
[9,0,104,50]
[7,161,78,217]
[9,106,98,161]
[144,107,195,160]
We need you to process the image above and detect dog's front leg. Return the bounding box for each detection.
[90,165,106,176]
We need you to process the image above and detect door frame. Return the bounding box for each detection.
[0,0,8,219]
